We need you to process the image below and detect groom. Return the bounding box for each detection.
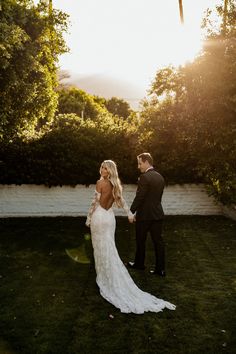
[128,152,166,276]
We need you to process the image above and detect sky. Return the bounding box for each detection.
[42,0,221,106]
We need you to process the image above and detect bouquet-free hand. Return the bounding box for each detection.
[85,217,90,227]
[128,214,135,223]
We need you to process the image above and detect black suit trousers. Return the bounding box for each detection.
[135,220,165,271]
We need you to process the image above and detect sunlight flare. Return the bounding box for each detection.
[169,26,203,66]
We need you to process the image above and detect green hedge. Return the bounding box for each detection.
[0,114,140,185]
[0,114,203,186]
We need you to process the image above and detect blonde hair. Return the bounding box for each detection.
[99,160,124,208]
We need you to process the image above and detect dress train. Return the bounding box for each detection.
[90,203,176,314]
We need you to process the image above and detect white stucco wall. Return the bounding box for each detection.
[0,184,222,218]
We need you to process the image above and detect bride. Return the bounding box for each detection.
[86,160,176,314]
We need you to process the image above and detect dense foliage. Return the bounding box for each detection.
[138,0,236,204]
[57,88,134,120]
[0,0,235,205]
[104,97,133,119]
[57,88,108,120]
[0,114,140,185]
[0,0,68,140]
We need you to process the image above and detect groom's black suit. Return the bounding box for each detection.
[130,168,165,271]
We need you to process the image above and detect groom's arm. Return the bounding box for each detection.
[130,174,148,214]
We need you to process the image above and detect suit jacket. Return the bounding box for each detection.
[130,168,165,221]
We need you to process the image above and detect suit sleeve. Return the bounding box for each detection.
[130,174,148,214]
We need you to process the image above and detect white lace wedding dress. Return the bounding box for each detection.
[86,191,176,314]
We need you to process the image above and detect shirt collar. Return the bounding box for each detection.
[145,166,154,173]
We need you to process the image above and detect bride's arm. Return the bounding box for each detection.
[85,181,102,227]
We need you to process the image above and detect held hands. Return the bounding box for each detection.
[128,213,136,223]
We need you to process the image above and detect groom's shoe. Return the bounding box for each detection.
[149,269,166,277]
[127,262,145,270]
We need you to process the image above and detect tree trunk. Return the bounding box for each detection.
[178,0,184,24]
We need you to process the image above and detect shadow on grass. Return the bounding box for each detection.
[0,216,235,354]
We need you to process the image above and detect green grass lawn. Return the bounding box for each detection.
[0,216,235,354]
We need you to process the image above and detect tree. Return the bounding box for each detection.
[195,0,236,204]
[57,88,108,120]
[141,0,236,204]
[0,0,68,140]
[104,97,132,119]
[178,0,184,24]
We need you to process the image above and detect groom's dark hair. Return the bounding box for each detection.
[137,153,153,165]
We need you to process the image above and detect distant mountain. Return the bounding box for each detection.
[59,71,145,110]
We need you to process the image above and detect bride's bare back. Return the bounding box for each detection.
[97,179,114,210]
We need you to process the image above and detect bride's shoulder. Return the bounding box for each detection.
[95,179,103,192]
[96,179,112,190]
[96,178,109,189]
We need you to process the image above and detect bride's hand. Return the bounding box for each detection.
[128,215,134,223]
[85,218,90,227]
